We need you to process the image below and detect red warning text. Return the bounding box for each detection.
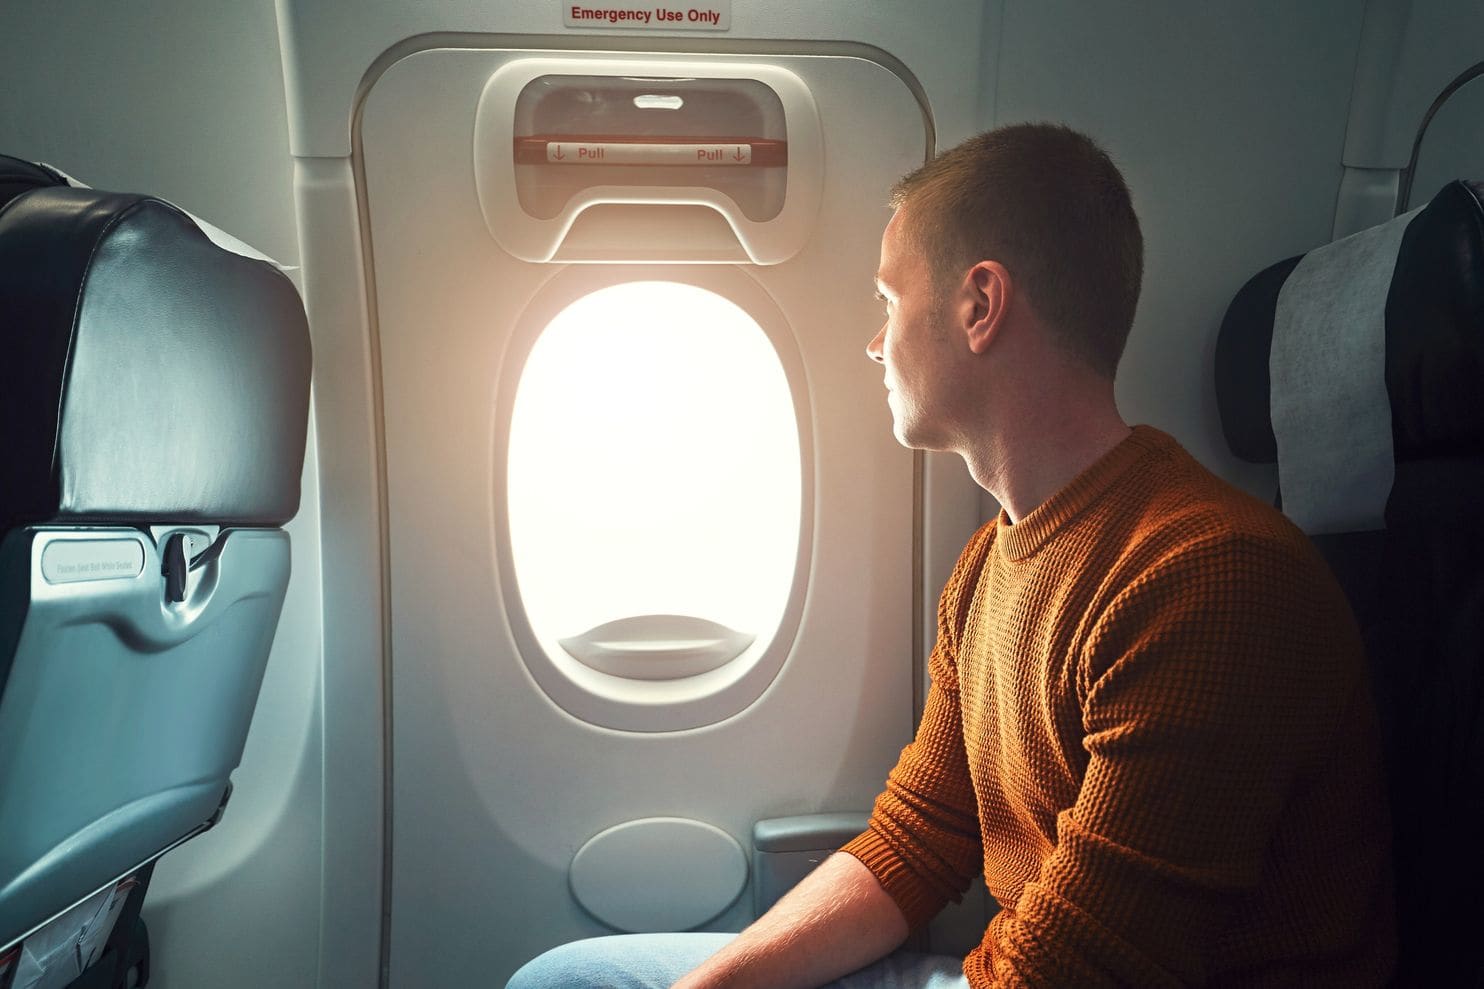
[564,3,731,30]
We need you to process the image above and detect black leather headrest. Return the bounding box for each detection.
[0,168,311,529]
[0,155,66,215]
[1216,179,1484,464]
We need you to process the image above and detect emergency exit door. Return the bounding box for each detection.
[358,45,931,986]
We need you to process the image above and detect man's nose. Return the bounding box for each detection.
[866,324,885,364]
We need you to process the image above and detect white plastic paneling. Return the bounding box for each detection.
[1333,167,1403,240]
[0,1,298,263]
[283,8,988,987]
[569,819,747,932]
[989,0,1367,499]
[477,59,821,263]
[1342,0,1484,168]
[1406,74,1484,210]
[277,2,985,156]
[359,45,927,985]
[291,155,386,989]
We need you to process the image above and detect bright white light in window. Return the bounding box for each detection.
[507,281,801,670]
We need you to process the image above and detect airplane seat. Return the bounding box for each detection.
[0,154,312,987]
[1215,178,1484,987]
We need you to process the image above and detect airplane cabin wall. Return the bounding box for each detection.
[980,0,1361,513]
[2,1,1482,987]
[280,4,993,986]
[1404,75,1484,212]
[973,0,1484,522]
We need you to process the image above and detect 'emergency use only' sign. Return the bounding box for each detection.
[564,0,731,30]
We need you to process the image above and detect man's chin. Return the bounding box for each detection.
[892,421,929,451]
[891,419,955,454]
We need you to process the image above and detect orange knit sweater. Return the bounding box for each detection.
[841,426,1395,986]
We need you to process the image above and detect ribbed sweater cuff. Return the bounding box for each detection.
[838,828,945,931]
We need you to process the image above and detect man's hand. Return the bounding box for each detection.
[671,852,910,989]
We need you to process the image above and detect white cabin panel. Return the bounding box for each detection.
[358,46,929,985]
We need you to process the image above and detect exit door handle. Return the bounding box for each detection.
[559,614,755,680]
[514,136,787,167]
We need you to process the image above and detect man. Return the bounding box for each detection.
[508,123,1396,988]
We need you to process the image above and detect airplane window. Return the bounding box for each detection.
[507,281,801,682]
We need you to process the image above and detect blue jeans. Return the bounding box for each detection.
[506,932,969,989]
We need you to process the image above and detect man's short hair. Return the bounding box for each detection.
[890,123,1144,379]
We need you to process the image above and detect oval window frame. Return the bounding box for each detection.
[492,264,815,732]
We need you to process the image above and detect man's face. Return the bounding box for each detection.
[867,209,962,451]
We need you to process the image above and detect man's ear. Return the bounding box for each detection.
[963,261,1011,355]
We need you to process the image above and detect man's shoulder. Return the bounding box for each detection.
[1139,430,1305,540]
[1126,431,1314,565]
[1086,443,1364,690]
[951,516,1001,574]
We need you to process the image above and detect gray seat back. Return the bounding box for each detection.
[0,156,312,953]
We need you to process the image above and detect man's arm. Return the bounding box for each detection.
[676,522,998,989]
[671,852,908,989]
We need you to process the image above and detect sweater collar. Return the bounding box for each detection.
[995,425,1171,561]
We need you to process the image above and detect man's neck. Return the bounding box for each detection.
[961,402,1132,524]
